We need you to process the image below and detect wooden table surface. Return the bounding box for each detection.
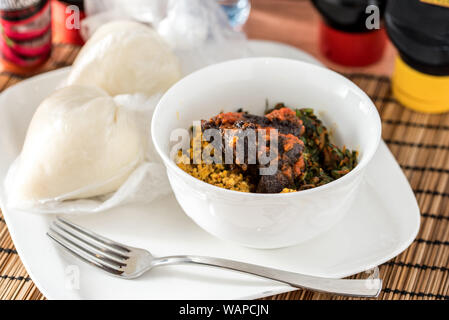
[0,0,448,301]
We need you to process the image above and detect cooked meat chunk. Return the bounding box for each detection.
[201,107,306,193]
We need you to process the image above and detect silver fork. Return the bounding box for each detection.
[47,217,382,298]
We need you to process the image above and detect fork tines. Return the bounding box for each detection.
[47,217,130,276]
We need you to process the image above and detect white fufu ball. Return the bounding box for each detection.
[8,85,144,205]
[67,20,182,96]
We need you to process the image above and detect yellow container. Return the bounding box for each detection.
[392,56,449,113]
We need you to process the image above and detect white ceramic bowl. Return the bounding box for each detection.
[152,58,381,249]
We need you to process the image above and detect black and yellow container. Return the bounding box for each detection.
[386,0,449,113]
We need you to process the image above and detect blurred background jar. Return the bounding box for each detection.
[217,0,251,29]
[0,0,52,75]
[311,0,387,67]
[385,0,449,113]
[52,0,85,45]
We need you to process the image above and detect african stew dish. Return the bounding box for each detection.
[177,104,358,193]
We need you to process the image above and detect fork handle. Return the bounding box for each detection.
[153,255,382,298]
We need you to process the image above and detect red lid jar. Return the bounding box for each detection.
[319,21,387,67]
[52,0,85,45]
[312,0,387,67]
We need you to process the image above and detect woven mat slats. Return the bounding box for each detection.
[0,44,448,300]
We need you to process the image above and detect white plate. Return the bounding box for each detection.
[0,40,420,299]
[248,40,322,65]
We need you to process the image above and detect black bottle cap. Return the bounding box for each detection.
[385,0,449,76]
[311,0,387,33]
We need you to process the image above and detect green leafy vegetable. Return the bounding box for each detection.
[267,103,358,190]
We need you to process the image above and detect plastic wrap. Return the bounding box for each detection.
[81,0,250,74]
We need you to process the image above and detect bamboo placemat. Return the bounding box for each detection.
[0,43,448,300]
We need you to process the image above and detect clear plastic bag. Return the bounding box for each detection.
[81,0,250,74]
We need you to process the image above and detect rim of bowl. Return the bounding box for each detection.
[152,57,382,198]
